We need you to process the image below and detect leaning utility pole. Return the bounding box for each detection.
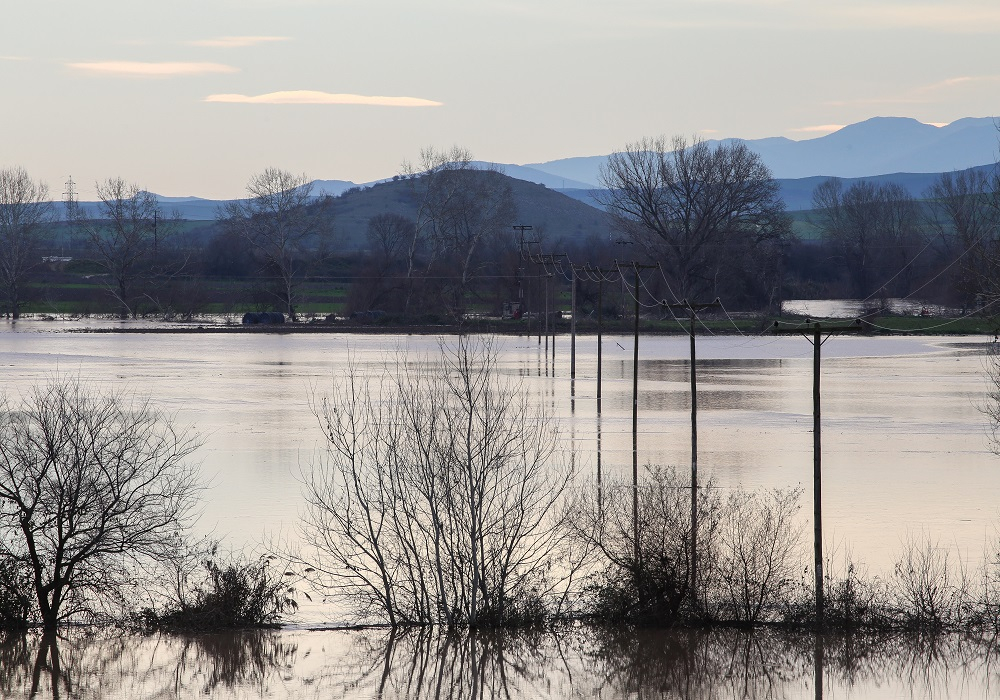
[665,297,721,610]
[773,318,862,626]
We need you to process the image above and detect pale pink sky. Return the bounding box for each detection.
[1,0,997,198]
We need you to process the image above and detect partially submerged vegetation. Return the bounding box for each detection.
[292,337,1000,641]
[1,335,1000,673]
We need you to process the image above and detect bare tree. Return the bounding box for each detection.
[222,168,333,320]
[351,213,416,312]
[403,148,516,318]
[599,136,790,303]
[299,337,575,627]
[924,168,1000,308]
[0,167,54,319]
[0,377,202,630]
[82,178,166,318]
[812,178,925,299]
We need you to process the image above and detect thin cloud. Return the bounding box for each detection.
[912,75,1000,95]
[204,90,443,107]
[68,61,238,77]
[789,124,845,134]
[825,97,923,107]
[836,4,1000,32]
[827,75,1000,108]
[0,55,28,61]
[188,36,291,48]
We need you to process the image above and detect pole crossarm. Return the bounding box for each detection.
[529,252,567,270]
[772,318,864,340]
[665,298,722,316]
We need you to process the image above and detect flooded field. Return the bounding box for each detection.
[1,320,998,697]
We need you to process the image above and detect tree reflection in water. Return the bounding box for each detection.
[0,629,297,699]
[1,626,1000,698]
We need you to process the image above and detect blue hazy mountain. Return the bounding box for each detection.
[524,116,1000,186]
[68,117,1000,220]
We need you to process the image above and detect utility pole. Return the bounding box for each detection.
[665,298,721,611]
[773,318,862,626]
[531,253,566,371]
[588,265,620,515]
[598,274,603,412]
[513,225,536,336]
[617,260,658,566]
[570,265,577,382]
[578,265,620,414]
[512,224,538,338]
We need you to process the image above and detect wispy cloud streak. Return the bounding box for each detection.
[204,90,443,106]
[789,124,845,134]
[68,61,238,77]
[188,36,291,48]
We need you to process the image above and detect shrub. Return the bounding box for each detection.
[712,487,803,624]
[0,557,30,630]
[575,465,724,625]
[891,534,967,631]
[144,553,296,630]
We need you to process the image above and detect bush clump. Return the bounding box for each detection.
[143,553,296,631]
[0,557,31,630]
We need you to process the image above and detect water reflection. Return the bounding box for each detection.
[0,629,297,699]
[4,626,1000,699]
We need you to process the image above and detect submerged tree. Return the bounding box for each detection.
[81,178,172,318]
[0,377,202,630]
[349,212,417,312]
[924,168,1000,308]
[812,178,925,299]
[600,136,790,304]
[0,167,54,319]
[300,337,575,627]
[402,148,516,318]
[222,168,333,320]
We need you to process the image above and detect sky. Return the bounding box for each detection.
[2,0,998,200]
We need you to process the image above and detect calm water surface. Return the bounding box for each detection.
[1,320,998,698]
[3,626,998,699]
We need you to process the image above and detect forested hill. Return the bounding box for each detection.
[321,174,611,250]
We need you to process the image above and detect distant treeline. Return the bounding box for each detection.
[2,147,999,322]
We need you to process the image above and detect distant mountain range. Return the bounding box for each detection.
[70,116,999,219]
[524,116,1000,185]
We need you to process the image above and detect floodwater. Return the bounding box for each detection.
[3,625,998,699]
[1,319,998,698]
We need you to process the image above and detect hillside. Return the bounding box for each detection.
[327,174,610,250]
